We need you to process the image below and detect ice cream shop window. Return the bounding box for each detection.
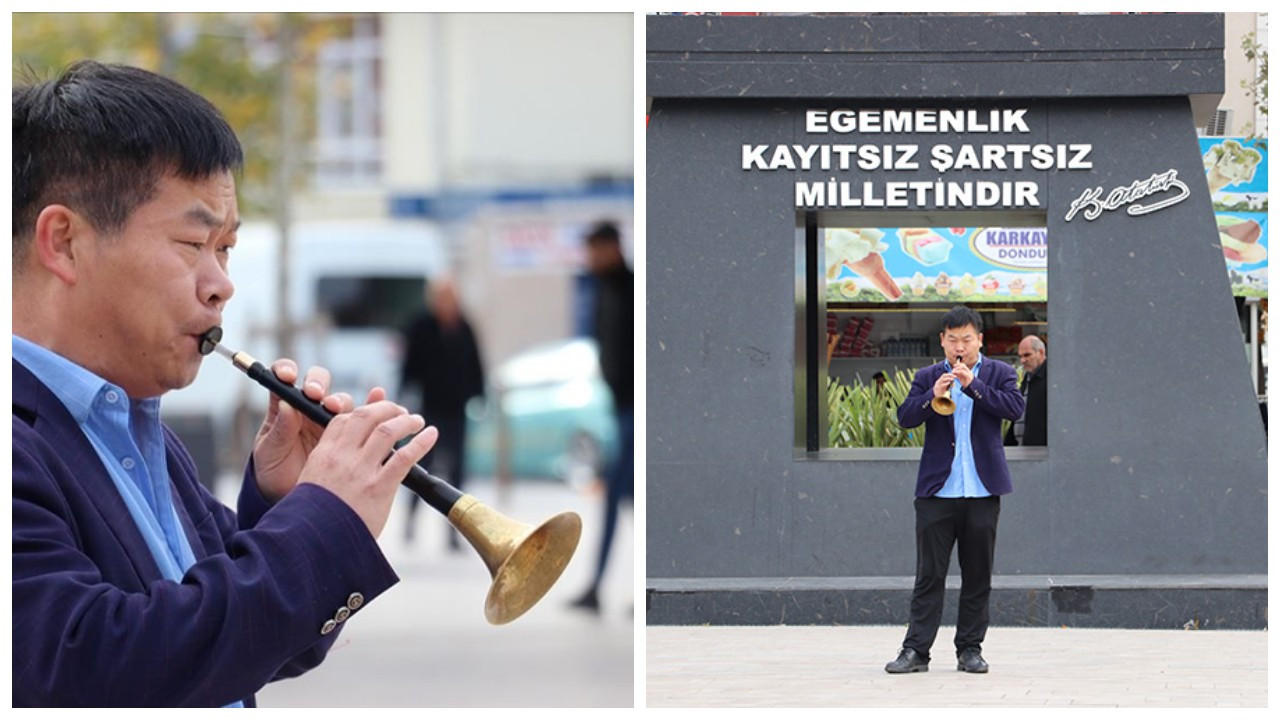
[795,210,1049,455]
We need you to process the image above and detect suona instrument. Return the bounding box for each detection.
[198,326,581,625]
[930,354,963,416]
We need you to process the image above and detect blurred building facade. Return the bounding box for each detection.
[1208,12,1268,138]
[295,12,634,365]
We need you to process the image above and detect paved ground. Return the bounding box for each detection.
[647,625,1267,707]
[216,476,634,708]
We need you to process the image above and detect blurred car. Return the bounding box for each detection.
[465,338,619,484]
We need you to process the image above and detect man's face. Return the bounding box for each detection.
[73,170,238,398]
[1018,338,1045,373]
[585,238,619,275]
[940,323,983,367]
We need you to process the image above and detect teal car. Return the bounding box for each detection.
[465,338,619,484]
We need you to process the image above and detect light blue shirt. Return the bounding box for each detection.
[13,335,246,708]
[935,353,992,498]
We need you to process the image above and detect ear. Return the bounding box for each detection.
[32,204,90,285]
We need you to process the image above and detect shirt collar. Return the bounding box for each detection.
[11,334,159,423]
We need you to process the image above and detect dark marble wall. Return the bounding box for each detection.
[646,15,1266,587]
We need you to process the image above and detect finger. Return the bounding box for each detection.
[322,392,355,414]
[301,365,333,402]
[359,413,427,464]
[267,398,300,439]
[333,400,410,445]
[271,359,300,385]
[381,425,439,482]
[262,390,281,426]
[366,386,388,404]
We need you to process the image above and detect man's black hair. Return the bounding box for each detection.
[585,221,621,245]
[12,60,244,262]
[941,305,984,333]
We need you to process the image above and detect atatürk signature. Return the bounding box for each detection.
[1064,169,1190,222]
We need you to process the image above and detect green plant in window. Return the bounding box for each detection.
[828,370,924,448]
[830,365,1024,448]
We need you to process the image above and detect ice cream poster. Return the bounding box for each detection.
[1200,137,1267,297]
[825,226,1047,303]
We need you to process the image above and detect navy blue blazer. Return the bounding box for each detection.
[12,360,399,707]
[896,357,1025,498]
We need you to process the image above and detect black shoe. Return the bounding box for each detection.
[569,587,600,614]
[957,647,989,673]
[884,647,929,674]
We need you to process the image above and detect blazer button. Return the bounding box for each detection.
[320,619,337,636]
[347,592,365,611]
[335,606,351,624]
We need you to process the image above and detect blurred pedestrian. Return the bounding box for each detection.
[1004,335,1047,447]
[399,278,485,548]
[570,222,634,614]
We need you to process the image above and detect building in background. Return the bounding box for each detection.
[299,13,634,365]
[1206,13,1267,138]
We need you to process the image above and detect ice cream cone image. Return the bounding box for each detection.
[1203,140,1262,195]
[848,251,903,301]
[1207,168,1235,195]
[981,275,1000,295]
[958,273,977,297]
[826,228,903,301]
[1033,275,1047,296]
[1008,277,1026,296]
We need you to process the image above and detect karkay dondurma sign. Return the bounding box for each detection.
[743,108,1095,209]
[825,226,1047,304]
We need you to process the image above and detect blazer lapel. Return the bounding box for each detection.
[13,360,164,586]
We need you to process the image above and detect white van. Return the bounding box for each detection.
[161,219,449,485]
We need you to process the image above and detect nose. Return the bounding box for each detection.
[199,255,235,310]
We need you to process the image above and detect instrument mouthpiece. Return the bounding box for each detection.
[199,326,223,356]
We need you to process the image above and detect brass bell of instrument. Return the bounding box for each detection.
[931,394,956,416]
[931,355,962,416]
[446,495,583,625]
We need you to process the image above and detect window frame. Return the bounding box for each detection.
[794,209,1050,461]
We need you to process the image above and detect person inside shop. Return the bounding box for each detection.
[569,221,634,614]
[870,370,896,409]
[12,60,438,707]
[1004,335,1048,447]
[398,277,486,549]
[885,306,1024,675]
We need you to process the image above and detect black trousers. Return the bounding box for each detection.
[902,495,1000,662]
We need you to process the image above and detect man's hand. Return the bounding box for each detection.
[252,360,357,502]
[933,372,957,399]
[297,401,438,539]
[952,360,975,388]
